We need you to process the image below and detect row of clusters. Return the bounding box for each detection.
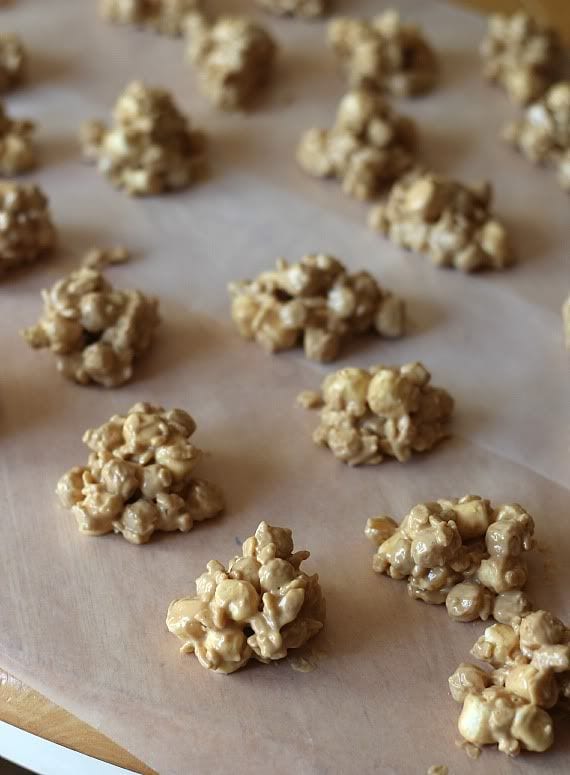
[481,12,569,192]
[362,495,569,757]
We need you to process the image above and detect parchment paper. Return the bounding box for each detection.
[0,1,569,773]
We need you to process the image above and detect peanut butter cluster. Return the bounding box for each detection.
[229,253,405,363]
[22,260,159,387]
[80,81,207,195]
[100,0,200,36]
[302,362,453,465]
[503,81,570,193]
[167,522,325,673]
[480,12,562,105]
[255,0,327,18]
[0,33,26,93]
[297,89,417,201]
[450,609,569,756]
[328,11,438,98]
[0,183,56,274]
[57,403,224,544]
[369,169,514,272]
[366,496,535,621]
[0,99,35,174]
[185,14,277,110]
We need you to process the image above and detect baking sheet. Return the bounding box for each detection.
[0,0,569,773]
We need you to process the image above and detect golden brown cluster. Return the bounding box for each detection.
[57,403,225,543]
[229,253,405,362]
[301,362,453,465]
[366,496,535,619]
[167,521,325,673]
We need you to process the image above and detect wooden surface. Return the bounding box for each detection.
[0,2,568,774]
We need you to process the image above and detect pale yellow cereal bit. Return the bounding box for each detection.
[21,260,159,387]
[367,496,536,621]
[0,100,35,174]
[452,608,568,758]
[256,0,327,18]
[297,89,417,201]
[229,253,405,362]
[448,663,491,703]
[166,521,325,673]
[480,12,561,105]
[81,245,129,270]
[369,169,514,272]
[426,766,447,775]
[304,361,452,465]
[328,11,438,97]
[0,34,26,92]
[79,81,207,196]
[100,0,201,37]
[296,390,322,410]
[185,14,277,111]
[0,182,56,274]
[56,403,224,544]
[503,81,570,192]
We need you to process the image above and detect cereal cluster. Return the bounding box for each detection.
[328,11,438,97]
[57,403,224,544]
[302,362,453,465]
[229,253,405,363]
[100,0,200,36]
[503,81,570,193]
[0,33,26,93]
[167,521,325,673]
[255,0,327,18]
[185,14,277,110]
[22,261,159,387]
[480,12,562,105]
[297,89,417,201]
[366,496,535,620]
[0,99,35,174]
[450,609,569,756]
[0,183,56,274]
[369,169,513,272]
[80,81,207,196]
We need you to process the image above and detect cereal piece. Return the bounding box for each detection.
[185,14,277,110]
[304,362,453,465]
[328,11,438,98]
[229,253,405,362]
[452,608,569,757]
[369,169,514,272]
[256,0,327,18]
[166,521,325,673]
[81,245,130,270]
[0,100,35,174]
[480,12,561,105]
[448,663,491,703]
[56,403,224,543]
[367,496,535,619]
[22,260,159,387]
[0,33,26,92]
[100,0,201,37]
[503,81,570,193]
[493,590,532,626]
[80,80,207,196]
[297,89,417,201]
[0,183,56,274]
